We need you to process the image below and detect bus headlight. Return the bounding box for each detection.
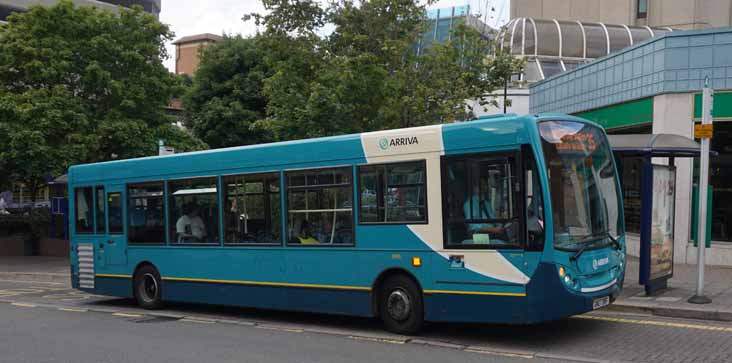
[563,274,571,284]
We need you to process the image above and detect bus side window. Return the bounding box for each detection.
[168,177,220,245]
[358,161,427,224]
[223,173,281,245]
[127,182,165,244]
[74,187,94,234]
[286,167,354,245]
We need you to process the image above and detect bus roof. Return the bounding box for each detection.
[68,113,563,185]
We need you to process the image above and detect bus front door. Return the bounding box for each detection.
[104,186,127,266]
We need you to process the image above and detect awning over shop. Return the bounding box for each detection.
[608,133,711,157]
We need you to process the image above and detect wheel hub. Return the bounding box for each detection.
[141,273,158,301]
[386,289,411,321]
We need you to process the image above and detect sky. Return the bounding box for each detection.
[159,0,510,72]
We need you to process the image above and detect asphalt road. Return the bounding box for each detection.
[1,279,732,363]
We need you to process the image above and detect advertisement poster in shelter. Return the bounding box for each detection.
[650,164,675,280]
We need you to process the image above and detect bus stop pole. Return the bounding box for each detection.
[689,78,713,304]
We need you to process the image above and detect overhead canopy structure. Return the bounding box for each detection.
[608,133,710,157]
[498,18,673,80]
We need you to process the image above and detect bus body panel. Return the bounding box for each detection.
[69,114,625,325]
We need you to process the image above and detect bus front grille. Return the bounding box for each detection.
[77,244,95,289]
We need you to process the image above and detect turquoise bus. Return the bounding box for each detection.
[68,114,625,334]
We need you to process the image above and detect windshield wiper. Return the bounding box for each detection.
[570,243,589,262]
[607,233,621,251]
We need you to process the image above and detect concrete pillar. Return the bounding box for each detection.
[652,93,694,264]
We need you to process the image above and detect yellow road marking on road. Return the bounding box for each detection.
[58,307,87,313]
[575,315,732,332]
[464,348,534,359]
[256,325,304,333]
[180,318,216,324]
[112,312,143,318]
[348,336,406,345]
[11,302,36,308]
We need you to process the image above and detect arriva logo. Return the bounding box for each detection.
[378,138,389,150]
[592,257,609,270]
[378,136,419,151]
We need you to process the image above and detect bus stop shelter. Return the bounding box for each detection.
[608,134,706,295]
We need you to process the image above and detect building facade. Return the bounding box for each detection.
[530,27,732,266]
[512,0,732,30]
[0,0,160,22]
[172,33,223,77]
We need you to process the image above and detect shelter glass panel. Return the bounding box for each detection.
[559,21,584,58]
[534,19,560,57]
[630,27,652,44]
[584,23,608,58]
[540,60,563,78]
[524,19,536,55]
[606,24,631,53]
[511,19,524,55]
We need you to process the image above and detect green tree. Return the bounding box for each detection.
[0,1,204,200]
[183,36,274,148]
[259,0,521,138]
[186,0,521,147]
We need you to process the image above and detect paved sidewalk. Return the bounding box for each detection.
[0,256,69,284]
[611,256,732,321]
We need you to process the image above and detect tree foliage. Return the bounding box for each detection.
[0,1,204,198]
[183,36,274,148]
[186,0,521,147]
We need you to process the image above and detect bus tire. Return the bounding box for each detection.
[133,265,163,310]
[379,275,423,335]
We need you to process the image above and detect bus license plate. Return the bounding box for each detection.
[593,296,610,310]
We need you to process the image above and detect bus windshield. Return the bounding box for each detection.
[539,120,622,251]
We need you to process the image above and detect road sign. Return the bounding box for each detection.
[694,124,713,139]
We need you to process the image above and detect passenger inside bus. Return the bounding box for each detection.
[176,202,207,243]
[292,220,319,244]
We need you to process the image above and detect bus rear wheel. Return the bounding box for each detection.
[379,275,423,335]
[133,265,163,310]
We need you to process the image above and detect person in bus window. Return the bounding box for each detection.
[463,182,506,243]
[176,202,207,243]
[293,220,319,244]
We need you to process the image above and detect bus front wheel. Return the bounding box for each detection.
[133,265,163,310]
[379,275,423,335]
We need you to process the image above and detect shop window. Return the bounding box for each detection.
[286,167,354,245]
[168,178,220,245]
[359,161,427,224]
[223,173,281,244]
[127,182,165,244]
